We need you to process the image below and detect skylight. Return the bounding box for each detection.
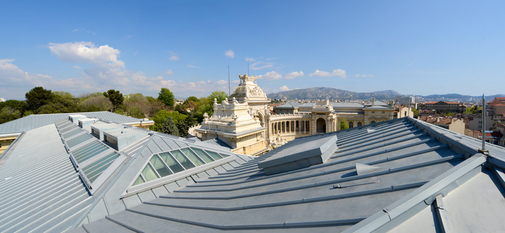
[132,147,231,186]
[56,119,126,193]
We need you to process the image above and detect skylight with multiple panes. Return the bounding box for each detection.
[133,147,231,186]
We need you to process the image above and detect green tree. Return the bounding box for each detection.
[79,96,112,112]
[103,89,125,112]
[208,91,228,104]
[158,88,175,107]
[340,119,349,130]
[161,116,179,136]
[151,110,187,132]
[186,96,199,103]
[25,87,54,111]
[0,100,28,113]
[0,107,22,124]
[177,111,198,137]
[412,108,419,117]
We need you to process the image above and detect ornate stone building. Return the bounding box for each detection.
[196,74,395,155]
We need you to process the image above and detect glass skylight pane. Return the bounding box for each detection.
[82,152,118,183]
[60,126,77,134]
[170,150,196,169]
[191,148,215,163]
[150,156,173,177]
[62,129,82,138]
[73,143,108,163]
[133,176,145,186]
[141,164,159,182]
[181,148,205,166]
[66,134,93,148]
[205,150,223,160]
[159,152,185,173]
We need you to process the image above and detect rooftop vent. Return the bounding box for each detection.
[367,129,377,133]
[258,134,337,175]
[90,123,122,140]
[355,163,381,175]
[103,128,147,150]
[78,118,98,128]
[68,114,87,123]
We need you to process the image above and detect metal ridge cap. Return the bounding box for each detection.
[407,117,478,157]
[343,154,486,233]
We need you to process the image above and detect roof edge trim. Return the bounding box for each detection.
[343,155,486,233]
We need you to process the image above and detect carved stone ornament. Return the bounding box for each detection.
[248,86,263,97]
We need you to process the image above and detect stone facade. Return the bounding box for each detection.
[197,74,396,155]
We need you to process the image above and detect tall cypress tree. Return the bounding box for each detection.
[161,116,179,137]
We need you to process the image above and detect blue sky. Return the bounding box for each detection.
[1,0,504,100]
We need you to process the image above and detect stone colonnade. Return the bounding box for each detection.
[271,120,311,135]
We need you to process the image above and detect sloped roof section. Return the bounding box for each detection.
[76,117,501,232]
[0,124,93,232]
[0,111,146,134]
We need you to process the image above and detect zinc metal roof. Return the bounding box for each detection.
[0,111,146,134]
[0,124,93,232]
[3,114,505,232]
[74,117,505,232]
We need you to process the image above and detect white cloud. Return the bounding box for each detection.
[72,65,81,69]
[0,58,89,94]
[2,42,243,99]
[48,41,129,86]
[224,50,235,58]
[125,35,132,39]
[187,64,201,68]
[309,69,346,78]
[258,71,282,80]
[355,74,374,78]
[165,70,173,75]
[250,61,274,70]
[245,57,255,62]
[285,71,304,79]
[279,85,290,91]
[72,28,95,35]
[169,51,179,61]
[232,80,240,83]
[134,51,138,56]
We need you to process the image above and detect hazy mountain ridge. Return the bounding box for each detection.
[267,87,400,100]
[267,87,505,101]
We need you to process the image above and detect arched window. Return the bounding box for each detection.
[357,122,362,127]
[349,122,353,128]
[316,118,326,133]
[371,121,376,124]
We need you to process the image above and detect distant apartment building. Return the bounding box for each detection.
[418,101,466,113]
[468,115,494,131]
[397,96,417,105]
[487,97,505,118]
[419,116,465,135]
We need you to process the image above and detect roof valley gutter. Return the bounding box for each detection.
[69,134,155,230]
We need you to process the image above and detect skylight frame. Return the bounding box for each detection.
[55,119,127,194]
[123,146,237,197]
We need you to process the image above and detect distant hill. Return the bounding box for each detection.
[267,87,400,101]
[420,94,505,102]
[267,88,505,102]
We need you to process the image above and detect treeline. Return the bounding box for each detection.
[0,86,228,137]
